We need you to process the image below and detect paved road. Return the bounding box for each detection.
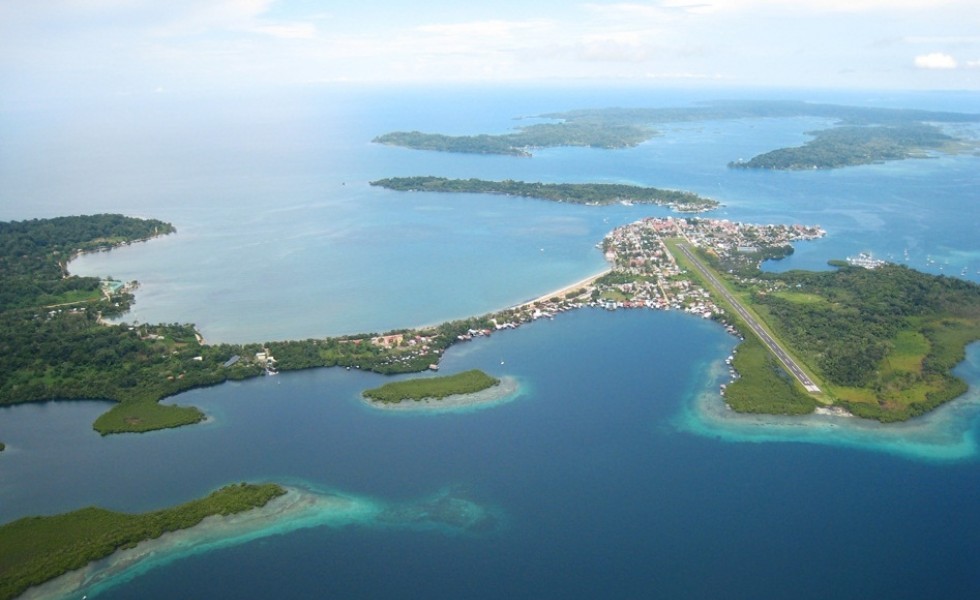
[676,243,821,393]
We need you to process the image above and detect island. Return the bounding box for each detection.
[372,100,979,167]
[0,482,285,600]
[370,176,718,212]
[728,123,969,170]
[362,369,500,404]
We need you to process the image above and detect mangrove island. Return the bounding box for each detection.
[363,369,500,404]
[0,482,285,600]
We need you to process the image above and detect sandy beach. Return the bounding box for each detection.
[513,268,611,309]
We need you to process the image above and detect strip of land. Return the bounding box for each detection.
[674,242,822,394]
[370,177,718,212]
[516,268,612,309]
[0,483,285,600]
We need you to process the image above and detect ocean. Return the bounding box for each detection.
[1,85,979,599]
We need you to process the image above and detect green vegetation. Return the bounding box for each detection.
[729,123,962,170]
[707,254,980,421]
[0,482,285,600]
[370,176,718,211]
[0,215,264,435]
[6,211,977,432]
[721,337,818,415]
[0,214,174,312]
[0,215,517,434]
[373,100,979,161]
[373,120,654,156]
[363,369,500,403]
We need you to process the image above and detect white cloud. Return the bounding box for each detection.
[914,52,958,69]
[246,23,316,39]
[416,19,552,39]
[966,59,980,69]
[677,0,964,13]
[577,31,651,62]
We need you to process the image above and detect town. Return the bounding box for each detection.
[326,218,826,374]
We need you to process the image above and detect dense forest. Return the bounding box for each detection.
[362,369,500,403]
[0,215,260,434]
[753,263,980,420]
[370,176,718,211]
[0,215,491,434]
[372,120,653,156]
[729,123,960,170]
[0,214,174,311]
[0,482,285,600]
[373,100,979,159]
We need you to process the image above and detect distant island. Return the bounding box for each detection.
[0,482,284,600]
[373,100,979,167]
[370,176,718,212]
[729,123,970,170]
[363,369,500,404]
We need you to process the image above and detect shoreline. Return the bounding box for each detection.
[512,268,611,310]
[363,376,521,412]
[676,352,980,462]
[18,487,374,600]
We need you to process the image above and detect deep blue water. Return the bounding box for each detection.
[1,85,980,599]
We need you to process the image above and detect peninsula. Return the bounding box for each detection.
[373,100,979,167]
[370,176,718,212]
[600,217,980,421]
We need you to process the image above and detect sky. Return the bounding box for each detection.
[1,0,979,101]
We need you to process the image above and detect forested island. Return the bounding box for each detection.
[363,369,500,404]
[729,123,968,170]
[373,100,979,166]
[370,176,718,212]
[0,482,285,600]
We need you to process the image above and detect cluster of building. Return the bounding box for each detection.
[354,217,824,369]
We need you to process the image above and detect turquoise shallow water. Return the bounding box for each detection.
[2,86,980,598]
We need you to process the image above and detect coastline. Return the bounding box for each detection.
[363,376,521,413]
[513,268,611,310]
[17,487,378,600]
[676,346,980,462]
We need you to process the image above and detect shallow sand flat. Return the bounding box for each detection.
[363,376,521,413]
[18,487,376,600]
